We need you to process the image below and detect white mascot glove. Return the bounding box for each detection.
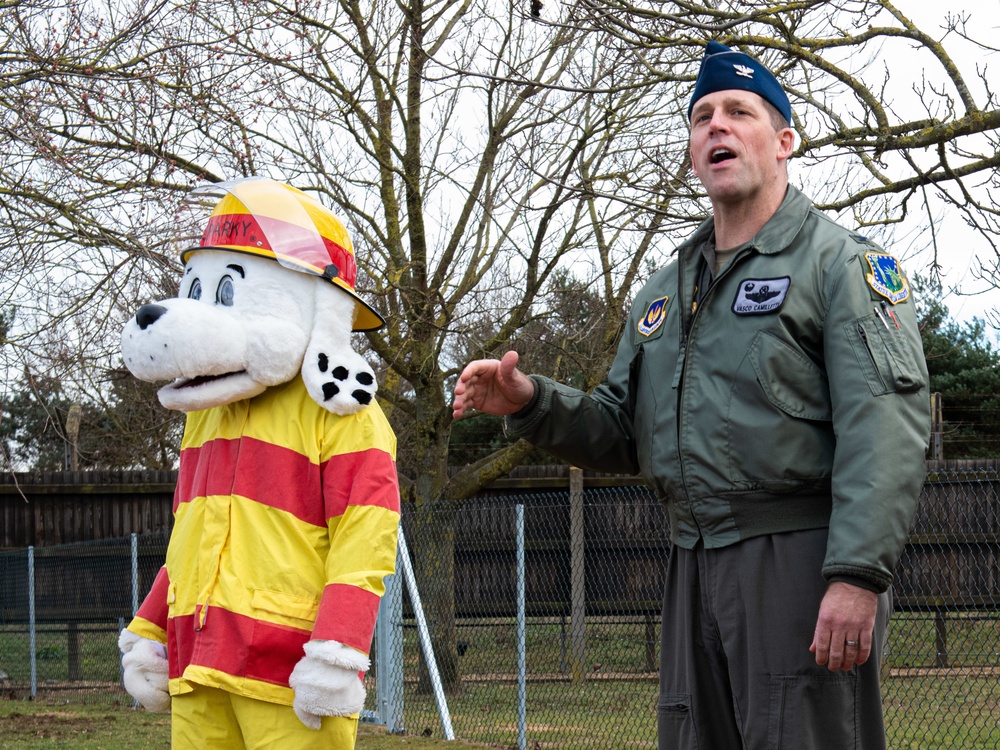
[289,640,370,730]
[119,629,171,712]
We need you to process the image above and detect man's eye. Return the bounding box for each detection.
[217,276,235,306]
[188,279,202,300]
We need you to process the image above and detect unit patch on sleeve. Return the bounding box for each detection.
[638,295,670,336]
[864,252,910,304]
[731,277,790,315]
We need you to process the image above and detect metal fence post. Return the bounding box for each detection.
[569,467,586,684]
[118,617,126,688]
[28,545,36,699]
[128,535,140,709]
[516,504,527,750]
[375,557,405,733]
[131,533,139,616]
[397,526,455,741]
[929,392,944,461]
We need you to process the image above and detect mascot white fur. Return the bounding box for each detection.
[118,178,400,749]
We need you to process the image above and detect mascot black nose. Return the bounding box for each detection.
[135,304,168,330]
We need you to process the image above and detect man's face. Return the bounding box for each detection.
[689,90,793,208]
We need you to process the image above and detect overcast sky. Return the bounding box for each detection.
[890,0,1000,329]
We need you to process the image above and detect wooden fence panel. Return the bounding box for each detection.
[2,463,999,621]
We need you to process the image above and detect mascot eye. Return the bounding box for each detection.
[216,276,235,306]
[188,279,202,300]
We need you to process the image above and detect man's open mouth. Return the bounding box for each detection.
[710,148,736,164]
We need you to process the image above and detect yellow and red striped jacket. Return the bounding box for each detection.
[126,376,400,705]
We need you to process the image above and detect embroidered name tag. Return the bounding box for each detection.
[732,277,790,315]
[638,295,670,336]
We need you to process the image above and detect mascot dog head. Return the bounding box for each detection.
[122,178,383,415]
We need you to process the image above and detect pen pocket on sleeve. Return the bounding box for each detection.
[847,314,924,396]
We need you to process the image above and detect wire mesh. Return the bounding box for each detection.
[393,479,999,748]
[1,473,998,748]
[0,531,168,703]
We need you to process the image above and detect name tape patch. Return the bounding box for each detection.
[732,277,790,315]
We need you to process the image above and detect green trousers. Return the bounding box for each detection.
[658,528,891,749]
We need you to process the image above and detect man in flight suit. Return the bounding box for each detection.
[452,41,930,749]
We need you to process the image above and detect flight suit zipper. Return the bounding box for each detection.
[673,245,753,536]
[857,320,888,392]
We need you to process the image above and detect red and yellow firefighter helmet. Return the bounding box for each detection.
[173,177,385,331]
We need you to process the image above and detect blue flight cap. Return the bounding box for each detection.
[688,40,792,124]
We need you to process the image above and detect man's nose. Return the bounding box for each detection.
[707,112,729,133]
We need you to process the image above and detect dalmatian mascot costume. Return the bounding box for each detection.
[117,178,400,749]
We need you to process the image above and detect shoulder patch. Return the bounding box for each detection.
[864,252,909,304]
[638,295,670,336]
[732,277,790,315]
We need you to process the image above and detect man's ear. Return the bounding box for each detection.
[776,126,796,161]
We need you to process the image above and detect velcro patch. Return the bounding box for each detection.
[638,295,670,336]
[732,277,790,315]
[864,252,909,304]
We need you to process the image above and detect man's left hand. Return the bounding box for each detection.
[809,581,878,671]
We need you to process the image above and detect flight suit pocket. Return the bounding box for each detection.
[767,673,856,749]
[751,332,831,421]
[847,314,925,396]
[658,693,699,748]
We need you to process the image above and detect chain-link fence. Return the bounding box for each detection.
[1,471,998,748]
[0,530,168,702]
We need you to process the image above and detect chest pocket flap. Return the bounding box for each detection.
[750,331,832,421]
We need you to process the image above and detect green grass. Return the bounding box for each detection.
[1,613,997,748]
[404,679,657,748]
[0,624,122,684]
[884,675,1000,749]
[2,675,996,750]
[0,698,170,750]
[886,611,1000,668]
[1,674,997,749]
[396,613,1000,749]
[397,675,1000,749]
[0,699,486,749]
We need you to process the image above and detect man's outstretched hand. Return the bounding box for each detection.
[452,351,535,419]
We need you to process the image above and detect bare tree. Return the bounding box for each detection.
[2,0,999,688]
[584,1,1000,275]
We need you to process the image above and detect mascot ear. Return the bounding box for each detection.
[301,286,378,416]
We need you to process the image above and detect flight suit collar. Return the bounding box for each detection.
[676,184,812,260]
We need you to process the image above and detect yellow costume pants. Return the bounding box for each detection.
[171,684,359,749]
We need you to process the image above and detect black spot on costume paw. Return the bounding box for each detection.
[314,351,377,407]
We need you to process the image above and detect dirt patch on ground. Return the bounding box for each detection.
[0,710,117,742]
